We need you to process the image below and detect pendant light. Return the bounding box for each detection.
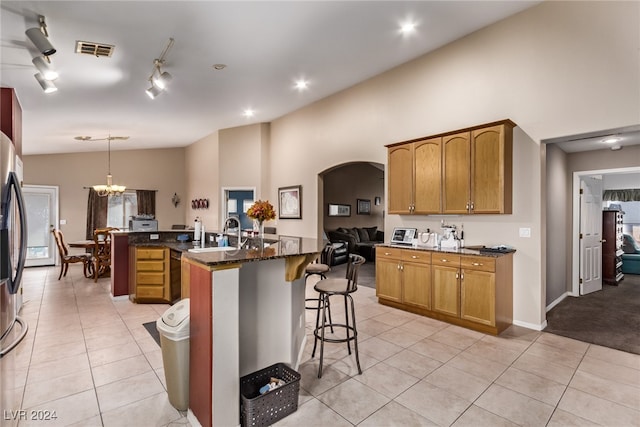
[75,135,129,196]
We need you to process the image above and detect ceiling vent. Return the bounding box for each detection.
[75,40,114,57]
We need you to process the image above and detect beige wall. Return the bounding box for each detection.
[263,1,639,329]
[24,148,186,242]
[185,132,219,231]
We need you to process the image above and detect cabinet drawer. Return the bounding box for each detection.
[137,260,165,272]
[401,250,431,263]
[461,256,495,272]
[137,285,165,299]
[137,248,165,260]
[136,272,166,285]
[377,247,402,260]
[432,253,460,266]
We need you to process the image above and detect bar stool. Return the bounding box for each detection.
[312,254,366,378]
[304,243,335,332]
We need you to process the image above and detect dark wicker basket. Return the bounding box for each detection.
[240,363,301,427]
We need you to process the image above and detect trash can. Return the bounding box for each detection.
[156,298,190,411]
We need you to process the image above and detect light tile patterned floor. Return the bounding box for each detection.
[6,265,640,426]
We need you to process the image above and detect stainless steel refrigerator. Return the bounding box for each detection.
[1,131,28,422]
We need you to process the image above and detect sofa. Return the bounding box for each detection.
[326,226,384,262]
[622,234,640,275]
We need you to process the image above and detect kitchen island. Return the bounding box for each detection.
[181,237,321,427]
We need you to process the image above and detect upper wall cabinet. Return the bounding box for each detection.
[387,119,515,215]
[388,137,442,214]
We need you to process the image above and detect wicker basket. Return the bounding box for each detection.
[240,363,301,427]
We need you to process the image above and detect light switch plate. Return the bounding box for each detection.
[519,227,531,238]
[59,219,67,225]
[150,234,159,240]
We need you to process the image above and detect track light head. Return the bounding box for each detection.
[153,71,172,89]
[145,84,163,99]
[26,27,56,56]
[32,56,58,80]
[34,73,57,93]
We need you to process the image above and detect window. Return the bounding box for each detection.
[107,192,137,230]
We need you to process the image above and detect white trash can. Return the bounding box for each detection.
[156,298,190,411]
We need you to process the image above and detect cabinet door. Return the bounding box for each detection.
[414,138,442,214]
[403,262,431,310]
[388,145,413,214]
[442,132,470,214]
[376,258,402,302]
[461,269,495,326]
[432,265,460,317]
[471,124,512,214]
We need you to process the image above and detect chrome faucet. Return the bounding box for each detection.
[223,216,246,249]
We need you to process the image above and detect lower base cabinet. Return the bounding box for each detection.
[376,246,513,335]
[129,246,171,303]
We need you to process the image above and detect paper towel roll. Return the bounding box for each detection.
[194,218,201,241]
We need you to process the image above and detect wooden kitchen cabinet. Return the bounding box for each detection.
[376,246,513,335]
[129,246,171,303]
[1,88,22,157]
[388,137,442,214]
[387,119,514,215]
[431,254,461,317]
[375,248,403,302]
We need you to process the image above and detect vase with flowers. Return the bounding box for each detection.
[246,200,276,238]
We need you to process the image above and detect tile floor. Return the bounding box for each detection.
[6,264,640,426]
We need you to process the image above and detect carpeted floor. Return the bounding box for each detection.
[544,273,640,355]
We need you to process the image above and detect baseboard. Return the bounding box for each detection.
[294,334,308,371]
[187,409,203,427]
[513,319,547,331]
[546,292,569,312]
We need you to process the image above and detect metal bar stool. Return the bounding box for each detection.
[312,254,366,378]
[304,243,336,331]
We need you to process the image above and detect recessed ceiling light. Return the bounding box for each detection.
[399,21,417,36]
[294,79,308,91]
[243,109,255,118]
[212,64,227,70]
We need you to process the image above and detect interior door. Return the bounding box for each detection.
[579,176,603,295]
[23,185,58,267]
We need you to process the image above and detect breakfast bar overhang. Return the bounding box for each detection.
[181,238,321,427]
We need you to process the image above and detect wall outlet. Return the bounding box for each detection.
[150,234,159,240]
[59,219,67,225]
[519,227,531,238]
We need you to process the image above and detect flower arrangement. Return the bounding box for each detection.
[246,200,276,223]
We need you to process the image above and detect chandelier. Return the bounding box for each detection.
[75,135,128,196]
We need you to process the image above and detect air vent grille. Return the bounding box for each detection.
[75,40,114,57]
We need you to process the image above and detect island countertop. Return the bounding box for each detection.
[182,236,324,267]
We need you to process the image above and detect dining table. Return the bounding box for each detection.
[68,240,107,278]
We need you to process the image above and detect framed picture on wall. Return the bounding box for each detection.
[328,204,351,217]
[357,199,371,215]
[278,185,302,219]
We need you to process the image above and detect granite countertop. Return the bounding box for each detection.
[377,243,515,258]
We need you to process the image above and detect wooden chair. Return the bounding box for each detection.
[91,227,117,282]
[52,229,91,280]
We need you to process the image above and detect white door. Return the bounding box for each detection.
[23,185,59,267]
[579,176,603,295]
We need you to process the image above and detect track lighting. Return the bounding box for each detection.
[25,16,56,56]
[34,73,57,93]
[145,84,163,99]
[145,38,174,99]
[32,56,58,80]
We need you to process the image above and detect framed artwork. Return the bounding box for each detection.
[279,235,301,255]
[278,185,302,219]
[328,203,351,217]
[357,199,371,215]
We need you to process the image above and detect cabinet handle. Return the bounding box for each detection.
[455,273,459,279]
[400,265,404,271]
[411,255,419,259]
[601,239,606,243]
[397,264,400,270]
[384,252,392,256]
[472,262,482,266]
[470,202,474,211]
[465,203,469,210]
[461,273,464,280]
[440,259,448,262]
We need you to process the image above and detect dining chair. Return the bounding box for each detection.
[91,227,117,282]
[52,229,91,280]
